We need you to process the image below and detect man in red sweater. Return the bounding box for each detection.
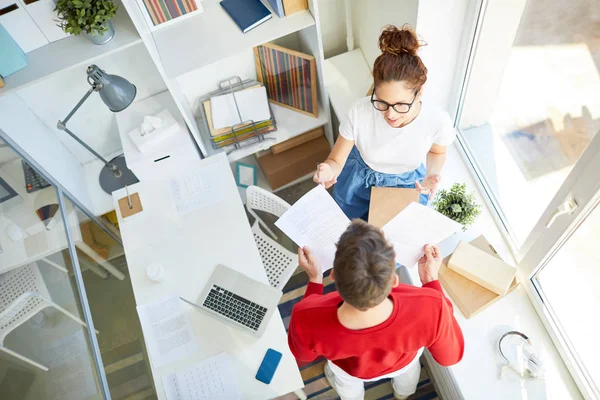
[288,220,464,400]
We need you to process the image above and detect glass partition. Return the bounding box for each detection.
[0,138,105,399]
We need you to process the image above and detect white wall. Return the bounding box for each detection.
[0,94,93,211]
[317,0,347,59]
[415,0,473,114]
[15,43,167,165]
[352,0,419,69]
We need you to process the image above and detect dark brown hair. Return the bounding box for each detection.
[373,25,428,90]
[333,220,396,310]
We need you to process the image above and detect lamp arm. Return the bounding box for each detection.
[57,86,119,174]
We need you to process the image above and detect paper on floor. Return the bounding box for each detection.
[210,86,270,130]
[381,202,462,267]
[137,295,199,368]
[163,352,241,400]
[275,185,350,271]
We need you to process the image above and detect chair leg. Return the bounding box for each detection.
[46,300,100,334]
[293,389,307,400]
[0,345,49,371]
[76,242,125,280]
[39,257,68,273]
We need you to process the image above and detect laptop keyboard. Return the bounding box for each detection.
[203,285,267,331]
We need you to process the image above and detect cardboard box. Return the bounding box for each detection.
[258,135,330,190]
[271,126,323,154]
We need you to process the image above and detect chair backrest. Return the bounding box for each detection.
[0,263,49,339]
[246,186,291,218]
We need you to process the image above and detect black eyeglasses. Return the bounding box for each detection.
[371,89,419,114]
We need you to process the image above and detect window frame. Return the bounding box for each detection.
[451,0,600,397]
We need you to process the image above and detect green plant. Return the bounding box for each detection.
[432,183,482,231]
[55,0,118,37]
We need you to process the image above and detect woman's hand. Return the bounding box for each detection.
[298,246,323,284]
[313,163,338,189]
[416,173,441,198]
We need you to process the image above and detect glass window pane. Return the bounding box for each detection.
[534,198,600,394]
[59,196,156,399]
[0,139,103,399]
[458,0,600,245]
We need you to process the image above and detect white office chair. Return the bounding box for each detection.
[246,186,298,290]
[0,262,89,371]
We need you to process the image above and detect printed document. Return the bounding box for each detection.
[137,296,199,368]
[382,202,461,267]
[210,86,270,129]
[163,352,241,400]
[275,185,350,271]
[169,162,224,214]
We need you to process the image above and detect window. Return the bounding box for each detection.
[455,0,600,397]
[457,0,600,247]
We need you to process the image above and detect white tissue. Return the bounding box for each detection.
[141,116,164,136]
[128,110,181,153]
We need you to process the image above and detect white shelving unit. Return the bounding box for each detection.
[153,0,316,78]
[1,0,332,216]
[0,10,142,95]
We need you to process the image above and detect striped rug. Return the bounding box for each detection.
[275,268,439,400]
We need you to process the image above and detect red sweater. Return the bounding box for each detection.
[287,280,464,379]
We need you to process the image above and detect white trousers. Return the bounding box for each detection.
[326,348,424,400]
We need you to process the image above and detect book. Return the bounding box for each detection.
[448,240,517,295]
[220,0,272,33]
[266,0,285,17]
[439,236,519,319]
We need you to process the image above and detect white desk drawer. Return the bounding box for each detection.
[0,0,47,52]
[19,0,69,43]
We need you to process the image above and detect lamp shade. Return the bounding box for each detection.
[87,64,137,112]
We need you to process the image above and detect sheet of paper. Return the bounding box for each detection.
[210,86,271,129]
[163,352,241,400]
[168,162,224,214]
[382,202,462,267]
[137,296,199,368]
[275,185,350,271]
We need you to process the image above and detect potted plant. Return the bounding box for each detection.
[55,0,118,45]
[432,183,482,231]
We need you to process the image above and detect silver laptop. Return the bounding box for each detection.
[180,264,282,337]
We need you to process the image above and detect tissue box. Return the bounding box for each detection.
[0,24,27,78]
[127,110,180,153]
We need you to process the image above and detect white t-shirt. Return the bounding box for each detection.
[339,97,456,174]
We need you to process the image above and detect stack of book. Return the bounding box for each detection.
[202,83,277,150]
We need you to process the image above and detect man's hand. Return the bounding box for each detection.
[313,163,337,189]
[418,244,441,285]
[298,246,323,284]
[416,174,441,198]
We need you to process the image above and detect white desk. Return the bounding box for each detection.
[112,152,304,399]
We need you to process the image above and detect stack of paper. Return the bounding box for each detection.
[205,85,276,148]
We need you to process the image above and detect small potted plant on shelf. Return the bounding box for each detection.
[432,182,482,231]
[55,0,118,45]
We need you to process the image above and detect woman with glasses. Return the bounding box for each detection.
[314,25,456,220]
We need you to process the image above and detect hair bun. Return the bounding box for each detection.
[378,25,423,56]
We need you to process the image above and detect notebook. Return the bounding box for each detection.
[220,0,272,33]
